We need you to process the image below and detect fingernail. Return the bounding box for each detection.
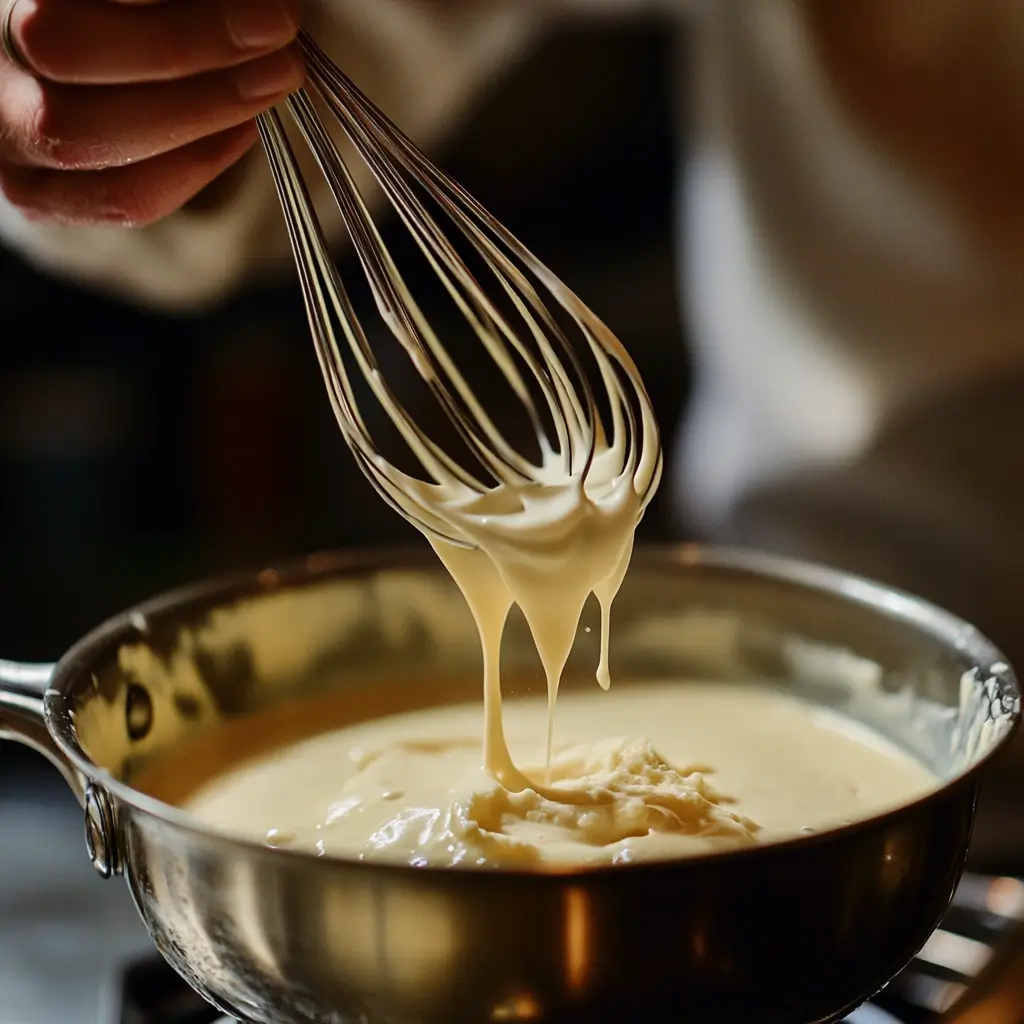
[236,48,303,101]
[228,0,298,50]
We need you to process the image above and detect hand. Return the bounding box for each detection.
[0,0,305,227]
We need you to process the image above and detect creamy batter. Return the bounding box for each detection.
[182,274,937,868]
[358,278,661,790]
[177,301,942,868]
[183,682,937,868]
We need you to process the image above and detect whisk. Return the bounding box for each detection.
[254,32,662,548]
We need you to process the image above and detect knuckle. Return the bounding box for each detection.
[26,90,91,169]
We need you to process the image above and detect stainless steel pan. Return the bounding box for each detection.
[0,545,1018,1024]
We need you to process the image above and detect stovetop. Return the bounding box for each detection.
[102,873,1024,1024]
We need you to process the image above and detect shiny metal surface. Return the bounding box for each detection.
[257,31,662,549]
[113,870,1024,1024]
[0,545,1020,1024]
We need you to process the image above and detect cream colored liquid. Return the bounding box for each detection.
[195,267,933,869]
[359,283,660,792]
[184,682,937,868]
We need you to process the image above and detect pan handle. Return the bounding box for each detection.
[0,659,86,804]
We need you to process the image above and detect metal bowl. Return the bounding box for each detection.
[0,545,1019,1024]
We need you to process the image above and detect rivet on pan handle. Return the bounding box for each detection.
[85,783,124,880]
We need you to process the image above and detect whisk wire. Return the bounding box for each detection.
[257,109,477,545]
[302,98,579,485]
[283,95,495,497]
[300,35,594,475]
[289,87,540,492]
[258,31,662,545]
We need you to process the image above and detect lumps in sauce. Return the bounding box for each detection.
[176,681,937,868]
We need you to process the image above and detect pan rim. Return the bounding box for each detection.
[40,542,1020,879]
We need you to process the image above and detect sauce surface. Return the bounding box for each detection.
[180,681,937,868]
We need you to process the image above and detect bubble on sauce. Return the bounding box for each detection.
[265,828,296,848]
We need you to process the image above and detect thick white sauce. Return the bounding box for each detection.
[184,682,937,867]
[185,302,937,867]
[360,298,661,791]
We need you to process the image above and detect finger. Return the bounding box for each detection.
[8,0,301,85]
[0,45,303,169]
[0,120,258,225]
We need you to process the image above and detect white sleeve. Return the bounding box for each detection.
[675,0,1024,862]
[676,0,1024,609]
[0,0,544,311]
[0,158,279,311]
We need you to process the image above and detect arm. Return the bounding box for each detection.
[680,0,1024,616]
[678,0,1024,865]
[721,0,1024,653]
[720,371,1024,867]
[802,0,1024,273]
